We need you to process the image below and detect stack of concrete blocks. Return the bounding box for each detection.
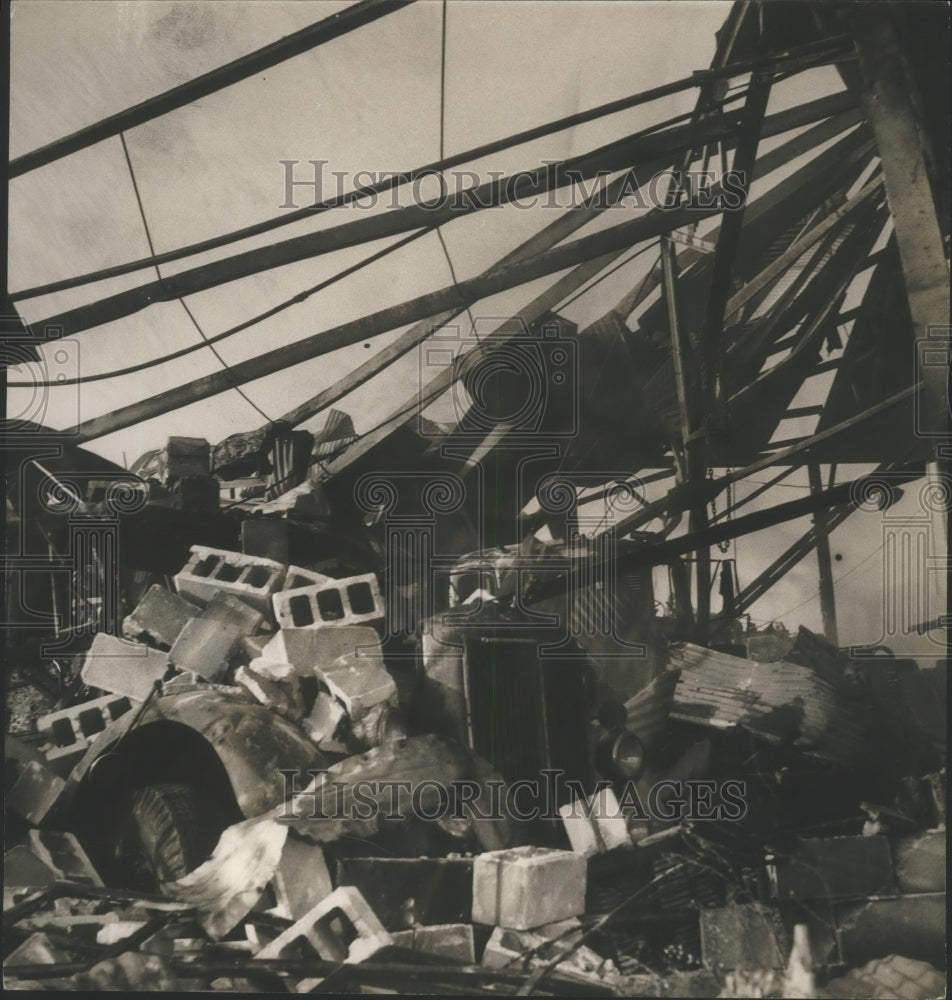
[473,845,617,987]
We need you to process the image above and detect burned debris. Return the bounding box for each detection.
[4,0,949,996]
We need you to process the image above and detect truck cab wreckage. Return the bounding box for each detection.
[4,1,949,995]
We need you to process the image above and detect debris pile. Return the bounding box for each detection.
[3,527,947,996]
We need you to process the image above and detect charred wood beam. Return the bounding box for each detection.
[29,91,856,342]
[8,1,416,179]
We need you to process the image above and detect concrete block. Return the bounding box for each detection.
[175,545,286,613]
[283,565,336,591]
[241,519,290,565]
[5,759,66,826]
[201,591,265,635]
[483,925,619,987]
[235,660,305,721]
[255,885,392,964]
[262,625,379,675]
[349,701,407,750]
[472,846,586,930]
[272,573,383,631]
[168,618,242,682]
[391,923,475,963]
[301,692,347,746]
[335,856,474,931]
[37,694,133,775]
[559,787,632,857]
[892,830,946,893]
[319,651,396,721]
[122,585,201,649]
[80,633,169,701]
[699,903,787,971]
[769,836,895,900]
[4,737,66,825]
[270,835,334,922]
[161,436,210,482]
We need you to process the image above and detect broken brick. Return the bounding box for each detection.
[317,650,396,721]
[234,660,304,721]
[122,585,201,649]
[254,885,392,964]
[241,518,290,565]
[200,591,265,635]
[175,545,286,614]
[699,902,787,971]
[272,572,383,631]
[261,625,379,675]
[769,836,895,900]
[36,694,133,776]
[391,923,475,963]
[300,691,347,748]
[559,786,632,857]
[80,633,169,701]
[472,846,586,930]
[168,618,242,682]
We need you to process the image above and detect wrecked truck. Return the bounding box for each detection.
[37,533,663,890]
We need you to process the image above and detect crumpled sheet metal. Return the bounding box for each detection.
[161,816,288,940]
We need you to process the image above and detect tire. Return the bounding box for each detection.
[129,783,212,884]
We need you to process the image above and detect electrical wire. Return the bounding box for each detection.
[10,36,850,303]
[8,226,431,388]
[767,540,885,621]
[436,0,478,341]
[118,131,273,425]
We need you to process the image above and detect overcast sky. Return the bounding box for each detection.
[7,1,945,657]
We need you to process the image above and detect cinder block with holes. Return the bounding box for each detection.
[37,695,133,775]
[255,885,392,964]
[283,565,336,591]
[272,573,383,631]
[174,546,286,614]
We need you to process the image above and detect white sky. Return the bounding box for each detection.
[7,1,945,657]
